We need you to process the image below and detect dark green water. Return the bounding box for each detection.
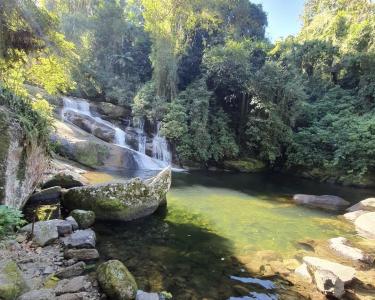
[95,171,374,299]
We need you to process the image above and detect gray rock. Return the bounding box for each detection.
[18,289,55,300]
[293,194,350,211]
[55,292,92,300]
[29,187,62,204]
[355,212,375,239]
[61,229,96,249]
[56,261,86,279]
[57,221,73,236]
[136,291,159,300]
[329,237,372,263]
[55,276,92,295]
[303,256,355,283]
[70,210,95,229]
[347,198,375,212]
[313,269,345,298]
[97,260,137,300]
[342,210,368,222]
[0,260,29,300]
[20,220,59,246]
[96,102,131,120]
[62,167,171,221]
[43,173,84,189]
[65,217,79,231]
[64,249,99,261]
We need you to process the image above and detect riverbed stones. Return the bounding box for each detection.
[136,290,160,300]
[56,261,86,279]
[65,216,79,231]
[61,229,96,249]
[303,256,355,283]
[313,269,345,298]
[70,209,95,229]
[354,212,375,239]
[57,220,73,236]
[347,198,375,212]
[97,260,137,300]
[64,249,99,261]
[293,194,350,211]
[328,237,372,263]
[18,289,55,300]
[55,275,92,295]
[62,167,171,221]
[21,220,59,246]
[0,260,29,300]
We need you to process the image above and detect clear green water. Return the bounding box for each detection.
[95,171,374,299]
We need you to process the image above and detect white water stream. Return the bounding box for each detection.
[61,97,171,170]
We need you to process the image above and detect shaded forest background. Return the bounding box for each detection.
[1,0,374,185]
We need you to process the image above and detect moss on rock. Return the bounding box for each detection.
[0,260,28,300]
[223,159,267,173]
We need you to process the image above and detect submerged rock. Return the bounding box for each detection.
[293,194,349,211]
[70,209,95,229]
[354,212,375,239]
[62,167,171,221]
[328,237,372,263]
[303,256,355,283]
[0,260,29,300]
[347,198,375,212]
[313,269,345,299]
[97,260,137,300]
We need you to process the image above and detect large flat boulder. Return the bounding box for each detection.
[354,212,375,239]
[20,219,60,246]
[0,106,48,209]
[303,256,355,283]
[347,198,375,212]
[62,167,171,221]
[293,194,349,211]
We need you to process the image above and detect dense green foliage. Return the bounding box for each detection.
[2,0,374,184]
[0,206,26,237]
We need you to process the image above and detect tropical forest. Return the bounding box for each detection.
[0,0,374,299]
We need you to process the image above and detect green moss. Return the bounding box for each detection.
[0,109,10,201]
[223,159,266,173]
[0,260,28,300]
[75,143,109,168]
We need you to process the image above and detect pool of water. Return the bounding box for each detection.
[95,171,374,299]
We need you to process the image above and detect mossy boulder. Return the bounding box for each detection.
[97,260,137,300]
[62,167,171,221]
[70,209,95,229]
[0,260,29,300]
[223,159,266,173]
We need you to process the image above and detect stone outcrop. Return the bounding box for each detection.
[0,106,48,209]
[354,212,375,239]
[97,260,138,300]
[95,102,131,120]
[293,194,349,211]
[62,167,171,221]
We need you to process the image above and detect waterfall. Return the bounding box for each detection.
[61,97,170,170]
[152,122,172,163]
[133,118,147,154]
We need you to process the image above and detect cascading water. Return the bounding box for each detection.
[61,97,171,170]
[133,118,147,154]
[152,122,172,163]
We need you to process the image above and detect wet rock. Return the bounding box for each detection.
[354,212,375,239]
[20,220,59,246]
[56,261,86,279]
[65,216,79,231]
[18,289,55,300]
[96,102,131,120]
[62,167,171,222]
[329,237,372,263]
[61,229,96,249]
[64,249,99,262]
[294,263,312,283]
[313,269,345,298]
[343,210,368,222]
[303,256,355,283]
[54,276,92,295]
[0,260,29,300]
[347,198,375,212]
[293,194,350,211]
[70,210,95,229]
[97,260,137,300]
[232,285,251,297]
[136,290,160,300]
[43,173,84,189]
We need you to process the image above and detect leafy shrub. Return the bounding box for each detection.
[0,205,26,238]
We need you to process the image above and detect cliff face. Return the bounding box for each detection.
[0,106,48,209]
